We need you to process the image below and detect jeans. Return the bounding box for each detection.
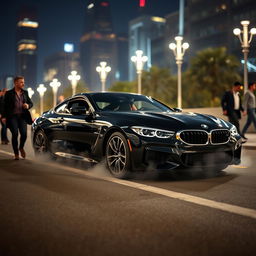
[1,120,8,142]
[8,114,27,155]
[242,108,256,135]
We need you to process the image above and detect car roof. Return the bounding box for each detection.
[77,92,141,97]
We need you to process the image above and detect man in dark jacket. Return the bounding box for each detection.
[221,81,243,135]
[2,76,33,160]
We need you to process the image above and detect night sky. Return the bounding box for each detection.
[0,0,179,84]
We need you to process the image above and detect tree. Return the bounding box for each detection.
[185,47,241,107]
[141,66,176,106]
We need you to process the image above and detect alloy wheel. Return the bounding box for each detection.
[34,131,47,154]
[106,132,130,178]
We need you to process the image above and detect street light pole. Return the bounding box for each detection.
[50,78,61,107]
[37,84,47,114]
[131,50,148,94]
[233,20,256,92]
[169,36,189,109]
[96,62,111,92]
[68,70,81,95]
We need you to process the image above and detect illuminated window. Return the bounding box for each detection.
[18,44,37,51]
[17,18,38,28]
[151,17,166,23]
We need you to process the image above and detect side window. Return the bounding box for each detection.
[67,99,89,113]
[55,102,69,114]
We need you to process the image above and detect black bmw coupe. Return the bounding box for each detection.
[32,92,242,178]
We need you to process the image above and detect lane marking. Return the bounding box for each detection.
[0,149,255,220]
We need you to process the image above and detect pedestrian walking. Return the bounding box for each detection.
[221,81,243,135]
[1,76,33,160]
[241,82,256,139]
[0,88,10,144]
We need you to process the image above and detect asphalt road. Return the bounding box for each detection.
[0,137,256,256]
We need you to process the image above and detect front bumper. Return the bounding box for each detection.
[127,133,242,171]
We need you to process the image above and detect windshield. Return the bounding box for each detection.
[90,93,172,112]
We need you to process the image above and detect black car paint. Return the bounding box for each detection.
[32,92,242,174]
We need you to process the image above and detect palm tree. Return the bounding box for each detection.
[187,47,241,106]
[142,66,176,106]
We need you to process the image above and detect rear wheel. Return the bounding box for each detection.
[105,132,131,179]
[33,130,56,160]
[34,130,48,154]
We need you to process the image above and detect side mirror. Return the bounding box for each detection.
[173,108,182,112]
[70,106,88,115]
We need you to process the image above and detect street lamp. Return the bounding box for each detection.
[68,70,81,95]
[27,87,34,99]
[131,50,148,94]
[96,61,111,92]
[233,20,256,92]
[169,36,189,109]
[50,78,61,107]
[37,84,47,114]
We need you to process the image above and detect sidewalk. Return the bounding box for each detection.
[243,133,256,150]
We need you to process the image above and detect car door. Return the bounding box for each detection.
[62,97,100,156]
[46,100,71,153]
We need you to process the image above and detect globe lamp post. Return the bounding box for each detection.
[169,36,189,109]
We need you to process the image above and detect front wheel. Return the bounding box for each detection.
[105,132,131,179]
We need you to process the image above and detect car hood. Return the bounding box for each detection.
[100,111,232,132]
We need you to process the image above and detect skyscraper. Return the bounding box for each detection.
[16,6,38,89]
[44,51,81,93]
[187,0,256,78]
[129,15,166,81]
[80,0,117,91]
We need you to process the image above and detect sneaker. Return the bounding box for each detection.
[19,148,26,159]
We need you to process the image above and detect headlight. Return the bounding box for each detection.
[131,126,175,138]
[230,125,238,136]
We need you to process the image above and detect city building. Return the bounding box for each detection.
[80,0,117,91]
[230,0,256,76]
[0,76,14,90]
[16,6,38,89]
[116,34,128,81]
[129,15,166,81]
[186,0,256,77]
[44,49,80,93]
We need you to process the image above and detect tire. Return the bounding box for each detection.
[105,132,131,179]
[33,130,56,159]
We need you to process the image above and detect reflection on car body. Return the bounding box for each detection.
[32,92,242,179]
